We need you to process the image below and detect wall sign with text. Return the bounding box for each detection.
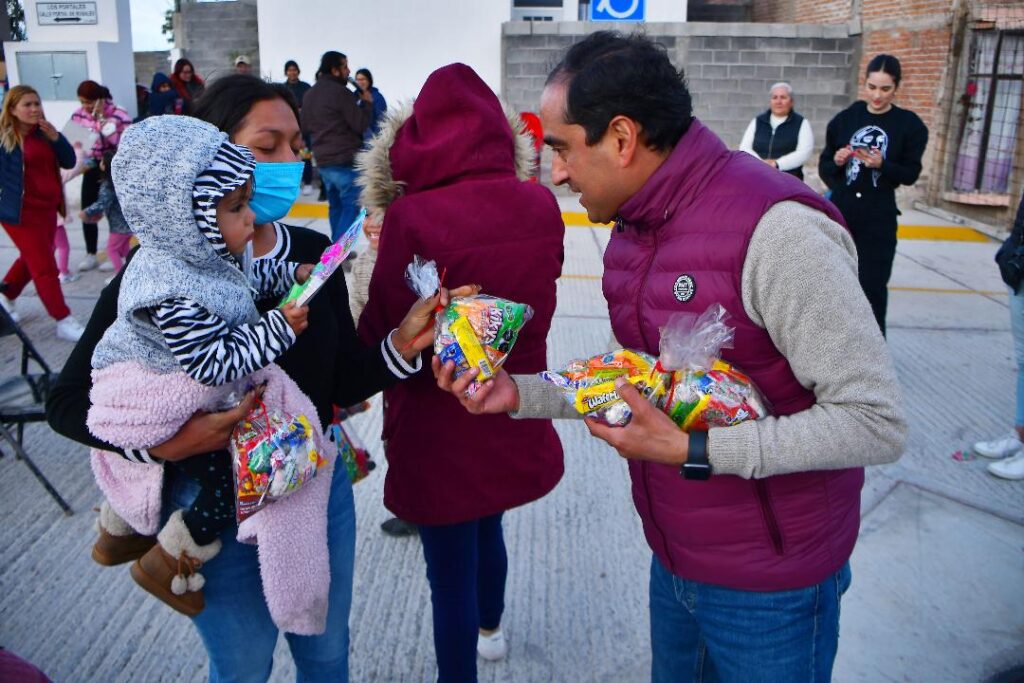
[37,2,98,26]
[590,0,645,22]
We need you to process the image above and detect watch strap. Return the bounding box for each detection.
[681,430,712,480]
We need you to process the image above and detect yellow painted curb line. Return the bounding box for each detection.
[286,205,992,243]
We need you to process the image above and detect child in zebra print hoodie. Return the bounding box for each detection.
[86,116,314,617]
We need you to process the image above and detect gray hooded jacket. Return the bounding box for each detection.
[92,116,291,379]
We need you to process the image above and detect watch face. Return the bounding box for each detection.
[682,462,712,481]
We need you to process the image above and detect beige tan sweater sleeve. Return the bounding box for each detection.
[512,200,907,479]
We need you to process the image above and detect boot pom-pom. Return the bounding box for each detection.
[187,572,205,592]
[171,574,188,596]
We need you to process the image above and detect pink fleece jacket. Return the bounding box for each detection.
[87,360,335,635]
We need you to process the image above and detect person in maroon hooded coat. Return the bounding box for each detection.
[357,64,565,682]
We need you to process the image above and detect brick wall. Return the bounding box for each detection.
[134,51,171,90]
[751,0,849,24]
[179,0,260,83]
[503,22,856,189]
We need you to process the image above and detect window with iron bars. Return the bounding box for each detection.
[951,30,1023,195]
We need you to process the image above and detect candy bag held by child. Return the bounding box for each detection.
[280,208,366,307]
[405,256,534,395]
[657,305,770,430]
[231,401,326,523]
[328,405,376,484]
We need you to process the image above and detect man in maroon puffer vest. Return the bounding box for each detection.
[436,32,906,682]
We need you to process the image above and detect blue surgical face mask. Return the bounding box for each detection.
[249,161,304,224]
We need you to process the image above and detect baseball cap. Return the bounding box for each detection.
[234,55,251,66]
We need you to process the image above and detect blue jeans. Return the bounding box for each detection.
[318,164,360,242]
[166,466,356,682]
[418,513,507,683]
[649,555,851,683]
[1010,287,1024,426]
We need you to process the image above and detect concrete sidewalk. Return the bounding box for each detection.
[0,202,1021,682]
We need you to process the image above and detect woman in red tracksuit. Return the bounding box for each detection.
[0,85,84,341]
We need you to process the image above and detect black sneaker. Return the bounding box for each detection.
[381,517,418,537]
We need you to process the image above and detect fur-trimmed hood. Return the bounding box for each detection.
[355,63,536,218]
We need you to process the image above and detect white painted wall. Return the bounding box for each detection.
[646,0,687,22]
[5,0,137,126]
[257,0,512,103]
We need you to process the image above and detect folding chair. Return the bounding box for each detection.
[0,303,72,515]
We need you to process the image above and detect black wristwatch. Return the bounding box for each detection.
[680,430,712,480]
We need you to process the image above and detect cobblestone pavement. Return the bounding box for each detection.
[0,205,1021,683]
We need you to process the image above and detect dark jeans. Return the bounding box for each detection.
[419,512,507,683]
[850,220,898,336]
[170,451,234,545]
[81,166,102,255]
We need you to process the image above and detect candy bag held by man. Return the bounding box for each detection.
[231,401,326,523]
[540,305,769,429]
[405,255,534,394]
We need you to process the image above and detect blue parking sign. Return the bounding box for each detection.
[590,0,645,21]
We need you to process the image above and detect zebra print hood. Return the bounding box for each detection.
[112,115,254,269]
[95,116,260,375]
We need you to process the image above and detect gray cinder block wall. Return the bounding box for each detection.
[503,22,860,189]
[134,51,172,90]
[179,0,260,83]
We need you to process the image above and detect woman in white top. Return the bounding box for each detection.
[738,82,813,180]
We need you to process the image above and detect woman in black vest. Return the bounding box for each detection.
[739,82,813,180]
[819,55,928,336]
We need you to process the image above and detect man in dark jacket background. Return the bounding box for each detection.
[435,31,906,682]
[302,50,373,240]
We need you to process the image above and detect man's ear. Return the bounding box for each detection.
[607,115,641,167]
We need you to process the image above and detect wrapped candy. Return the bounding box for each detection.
[231,401,326,523]
[280,208,366,307]
[540,305,769,429]
[406,256,534,395]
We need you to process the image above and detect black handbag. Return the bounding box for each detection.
[997,193,1024,294]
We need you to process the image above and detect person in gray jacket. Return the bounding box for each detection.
[301,51,374,241]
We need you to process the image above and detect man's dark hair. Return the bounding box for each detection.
[547,31,692,151]
[866,54,902,87]
[191,74,299,135]
[284,60,300,73]
[316,51,347,80]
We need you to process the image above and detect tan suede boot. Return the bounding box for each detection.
[91,501,157,566]
[129,510,221,617]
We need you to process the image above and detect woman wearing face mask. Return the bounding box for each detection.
[70,80,132,272]
[819,55,928,337]
[46,74,474,682]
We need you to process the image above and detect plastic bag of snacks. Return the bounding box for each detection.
[540,305,769,429]
[232,400,326,523]
[280,209,366,308]
[406,256,534,395]
[328,405,376,484]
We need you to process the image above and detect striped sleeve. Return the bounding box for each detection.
[382,329,422,379]
[149,297,296,387]
[252,258,297,298]
[121,448,161,464]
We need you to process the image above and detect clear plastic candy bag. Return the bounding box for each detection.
[540,305,769,429]
[231,400,326,523]
[406,256,533,395]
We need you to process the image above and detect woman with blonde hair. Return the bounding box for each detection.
[0,85,85,341]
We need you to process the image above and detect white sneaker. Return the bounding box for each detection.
[55,315,85,342]
[1,295,20,323]
[59,272,80,284]
[78,254,98,271]
[973,433,1022,459]
[301,184,314,196]
[988,452,1024,480]
[477,629,507,661]
[98,260,114,272]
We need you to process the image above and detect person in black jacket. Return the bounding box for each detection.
[738,82,813,180]
[45,74,469,682]
[974,191,1024,480]
[819,54,929,336]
